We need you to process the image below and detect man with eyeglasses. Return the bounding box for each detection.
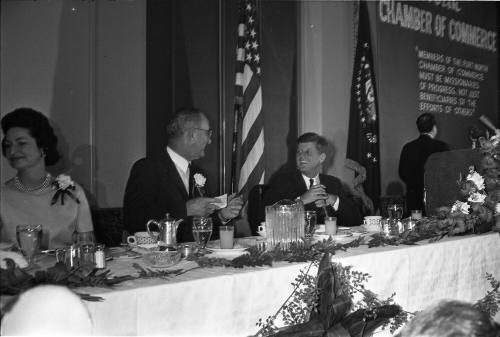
[123,108,243,242]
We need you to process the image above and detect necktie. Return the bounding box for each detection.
[309,178,314,189]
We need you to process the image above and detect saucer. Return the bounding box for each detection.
[361,225,381,233]
[206,243,250,257]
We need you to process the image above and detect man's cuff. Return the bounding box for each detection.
[331,195,340,211]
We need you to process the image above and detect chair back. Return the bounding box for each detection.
[247,184,268,235]
[91,207,125,246]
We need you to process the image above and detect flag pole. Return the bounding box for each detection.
[230,102,242,194]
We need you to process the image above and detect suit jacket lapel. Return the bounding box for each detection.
[162,152,189,200]
[295,170,308,194]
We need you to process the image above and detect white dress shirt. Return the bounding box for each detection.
[167,146,190,193]
[301,173,339,210]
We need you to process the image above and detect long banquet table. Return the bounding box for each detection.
[69,232,500,336]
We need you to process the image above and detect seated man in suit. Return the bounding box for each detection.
[123,108,243,242]
[263,133,362,227]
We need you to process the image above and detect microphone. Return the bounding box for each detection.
[479,115,499,134]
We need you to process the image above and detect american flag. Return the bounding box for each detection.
[233,0,264,198]
[346,0,380,213]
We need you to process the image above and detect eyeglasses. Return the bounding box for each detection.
[193,128,213,138]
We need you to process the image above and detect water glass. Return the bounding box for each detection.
[192,216,212,250]
[16,224,42,266]
[219,225,234,249]
[387,204,404,220]
[411,209,423,220]
[304,211,317,238]
[75,231,95,245]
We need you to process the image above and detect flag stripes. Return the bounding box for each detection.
[233,0,264,199]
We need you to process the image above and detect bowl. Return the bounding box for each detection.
[143,250,182,268]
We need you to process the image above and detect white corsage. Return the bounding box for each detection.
[193,173,206,197]
[51,174,80,205]
[451,200,470,214]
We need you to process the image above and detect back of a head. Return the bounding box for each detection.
[416,113,435,134]
[166,107,203,142]
[396,300,499,337]
[1,285,92,336]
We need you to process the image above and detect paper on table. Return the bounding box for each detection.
[210,194,227,209]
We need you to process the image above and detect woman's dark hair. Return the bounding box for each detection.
[1,108,61,166]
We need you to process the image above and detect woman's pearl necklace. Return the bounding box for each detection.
[14,173,52,192]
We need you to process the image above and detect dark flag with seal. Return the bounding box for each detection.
[345,0,381,215]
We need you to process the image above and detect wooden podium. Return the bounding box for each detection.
[424,148,483,215]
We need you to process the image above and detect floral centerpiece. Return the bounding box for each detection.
[417,135,500,236]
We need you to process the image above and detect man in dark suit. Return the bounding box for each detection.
[123,108,243,242]
[399,113,450,215]
[263,133,362,227]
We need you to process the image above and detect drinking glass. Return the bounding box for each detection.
[219,225,234,249]
[192,216,213,250]
[387,204,404,220]
[304,211,317,238]
[74,231,95,245]
[16,224,42,266]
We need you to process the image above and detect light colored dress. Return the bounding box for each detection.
[0,177,93,249]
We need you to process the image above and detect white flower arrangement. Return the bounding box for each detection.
[451,200,470,214]
[466,170,485,191]
[496,203,500,214]
[467,192,487,204]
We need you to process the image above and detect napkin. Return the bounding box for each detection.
[0,251,28,269]
[210,194,227,209]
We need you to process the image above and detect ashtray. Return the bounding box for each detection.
[143,250,181,268]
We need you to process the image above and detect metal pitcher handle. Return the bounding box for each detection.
[146,220,160,240]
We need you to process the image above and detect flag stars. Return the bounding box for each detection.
[250,29,256,38]
[246,3,252,11]
[252,41,259,50]
[254,54,260,63]
[248,16,254,24]
[246,53,252,61]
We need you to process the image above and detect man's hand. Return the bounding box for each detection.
[186,197,218,217]
[219,194,244,221]
[300,184,328,205]
[315,193,338,208]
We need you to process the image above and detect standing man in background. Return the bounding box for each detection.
[399,113,449,215]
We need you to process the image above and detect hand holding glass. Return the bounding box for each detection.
[16,224,42,266]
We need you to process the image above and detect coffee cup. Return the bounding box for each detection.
[362,216,382,232]
[127,231,158,245]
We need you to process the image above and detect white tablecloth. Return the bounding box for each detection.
[74,232,500,336]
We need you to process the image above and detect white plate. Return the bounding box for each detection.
[314,232,354,240]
